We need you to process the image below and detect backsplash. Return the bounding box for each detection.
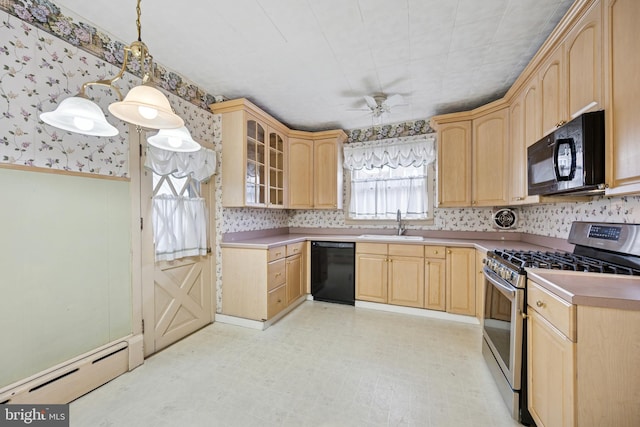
[520,195,640,238]
[288,195,640,240]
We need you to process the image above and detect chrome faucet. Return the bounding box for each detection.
[396,209,405,235]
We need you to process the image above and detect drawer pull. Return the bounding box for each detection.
[275,252,282,257]
[536,300,545,308]
[434,250,438,254]
[275,273,282,277]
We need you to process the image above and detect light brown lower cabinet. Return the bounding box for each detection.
[355,244,388,303]
[445,247,476,316]
[424,246,446,311]
[356,243,425,307]
[285,252,303,304]
[527,279,640,427]
[222,242,306,321]
[356,243,476,316]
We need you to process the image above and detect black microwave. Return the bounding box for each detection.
[527,110,605,196]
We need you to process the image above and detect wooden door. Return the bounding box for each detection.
[267,128,286,208]
[566,1,602,120]
[528,309,576,427]
[388,256,424,308]
[286,253,303,304]
[472,107,510,206]
[355,253,388,303]
[523,76,542,147]
[245,116,267,207]
[437,121,472,207]
[313,138,341,209]
[445,248,476,316]
[509,97,526,204]
[141,148,214,357]
[540,46,566,136]
[604,0,640,192]
[424,258,446,311]
[288,138,314,208]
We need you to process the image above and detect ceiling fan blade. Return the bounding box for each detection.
[364,95,378,109]
[385,94,404,107]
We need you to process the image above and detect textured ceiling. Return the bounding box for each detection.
[53,0,574,131]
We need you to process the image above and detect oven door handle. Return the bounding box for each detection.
[483,268,517,300]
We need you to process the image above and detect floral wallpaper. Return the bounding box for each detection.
[519,196,640,238]
[0,13,131,176]
[347,119,434,143]
[1,0,217,110]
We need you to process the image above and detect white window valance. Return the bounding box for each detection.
[343,134,436,170]
[144,145,217,182]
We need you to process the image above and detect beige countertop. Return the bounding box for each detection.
[527,269,640,311]
[220,232,549,253]
[222,232,640,311]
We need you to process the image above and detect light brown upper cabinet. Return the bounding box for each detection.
[210,98,289,208]
[472,107,510,206]
[211,98,347,209]
[287,137,314,208]
[288,130,347,210]
[510,76,545,205]
[435,120,472,207]
[540,1,602,137]
[604,0,640,195]
[565,1,602,120]
[432,104,509,208]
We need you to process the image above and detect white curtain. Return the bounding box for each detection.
[144,146,217,262]
[344,135,436,220]
[343,134,436,171]
[153,195,209,261]
[145,145,216,182]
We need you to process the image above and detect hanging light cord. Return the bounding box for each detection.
[77,0,154,99]
[136,0,142,41]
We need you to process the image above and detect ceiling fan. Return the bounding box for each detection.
[351,93,407,118]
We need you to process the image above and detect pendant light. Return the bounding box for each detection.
[40,95,118,137]
[39,0,184,138]
[147,126,201,152]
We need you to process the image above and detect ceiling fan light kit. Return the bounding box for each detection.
[352,93,407,124]
[38,0,192,152]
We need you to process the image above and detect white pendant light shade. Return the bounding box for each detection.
[147,126,201,152]
[108,85,184,130]
[40,96,119,137]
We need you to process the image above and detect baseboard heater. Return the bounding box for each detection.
[0,341,129,405]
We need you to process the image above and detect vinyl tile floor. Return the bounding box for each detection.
[70,301,523,427]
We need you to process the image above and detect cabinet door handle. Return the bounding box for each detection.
[275,273,282,277]
[447,250,452,254]
[536,300,545,308]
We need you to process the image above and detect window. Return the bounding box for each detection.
[343,135,436,221]
[144,145,216,261]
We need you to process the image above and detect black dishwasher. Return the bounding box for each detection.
[311,241,355,305]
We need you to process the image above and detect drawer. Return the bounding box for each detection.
[267,258,286,290]
[424,245,446,259]
[528,281,576,341]
[267,284,287,319]
[268,246,286,262]
[286,242,304,257]
[356,242,387,255]
[388,244,424,257]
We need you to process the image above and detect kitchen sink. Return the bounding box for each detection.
[358,234,424,241]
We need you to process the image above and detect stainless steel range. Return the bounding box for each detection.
[482,221,640,425]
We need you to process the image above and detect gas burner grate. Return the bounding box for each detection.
[493,249,640,276]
